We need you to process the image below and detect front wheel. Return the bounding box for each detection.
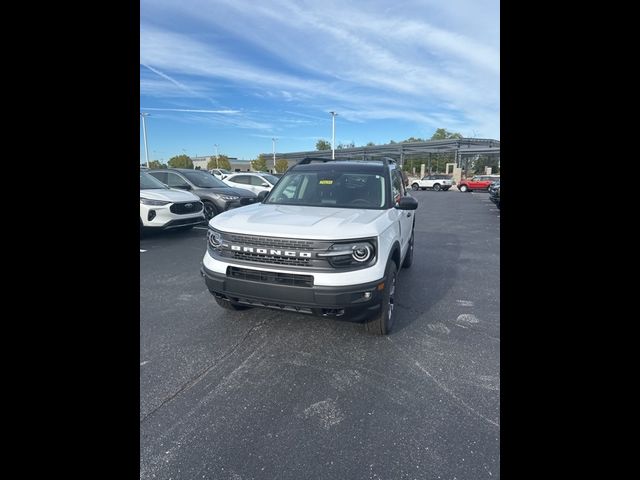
[364,262,397,335]
[433,183,441,191]
[459,185,468,192]
[411,183,419,191]
[203,201,219,220]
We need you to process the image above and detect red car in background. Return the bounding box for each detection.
[457,175,500,192]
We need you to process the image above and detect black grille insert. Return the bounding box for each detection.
[227,266,313,287]
[170,202,203,214]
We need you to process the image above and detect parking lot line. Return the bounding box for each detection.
[140,249,147,253]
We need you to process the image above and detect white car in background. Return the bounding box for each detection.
[222,172,280,195]
[140,170,205,234]
[209,168,232,180]
[410,174,454,191]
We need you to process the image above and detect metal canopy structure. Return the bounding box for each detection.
[263,138,500,167]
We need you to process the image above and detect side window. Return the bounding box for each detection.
[166,173,189,188]
[150,172,168,184]
[391,170,404,204]
[230,175,248,184]
[250,176,266,186]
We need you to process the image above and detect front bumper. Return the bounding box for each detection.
[201,264,384,317]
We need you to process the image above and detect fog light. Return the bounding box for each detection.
[148,210,156,221]
[363,292,372,299]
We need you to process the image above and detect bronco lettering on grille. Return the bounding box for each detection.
[230,245,311,258]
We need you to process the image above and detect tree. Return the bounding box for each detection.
[365,142,376,147]
[337,142,355,149]
[316,139,331,150]
[430,128,463,140]
[167,154,193,169]
[275,158,289,173]
[148,160,167,169]
[251,155,268,172]
[402,136,425,143]
[207,155,232,170]
[472,155,500,174]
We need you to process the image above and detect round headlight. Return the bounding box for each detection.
[351,244,372,262]
[208,230,222,248]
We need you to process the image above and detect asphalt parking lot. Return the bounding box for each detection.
[140,190,500,479]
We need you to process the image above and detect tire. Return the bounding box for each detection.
[214,295,252,311]
[402,228,414,269]
[203,201,219,220]
[433,183,441,191]
[459,184,468,192]
[364,261,398,335]
[411,183,419,191]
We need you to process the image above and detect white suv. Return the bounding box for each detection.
[410,174,454,191]
[140,171,205,233]
[223,172,280,195]
[201,157,418,335]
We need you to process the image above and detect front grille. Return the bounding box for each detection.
[231,251,311,267]
[227,266,313,287]
[209,231,377,272]
[170,202,203,214]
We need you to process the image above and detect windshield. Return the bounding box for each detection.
[265,171,386,209]
[140,171,168,189]
[182,170,229,188]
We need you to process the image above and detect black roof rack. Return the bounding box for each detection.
[297,156,396,166]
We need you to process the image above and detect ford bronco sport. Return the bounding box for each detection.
[201,157,418,335]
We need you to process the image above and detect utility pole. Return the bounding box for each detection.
[214,144,219,169]
[272,138,277,173]
[329,111,338,159]
[140,112,150,168]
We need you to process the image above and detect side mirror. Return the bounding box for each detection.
[257,190,269,202]
[261,182,270,187]
[396,196,418,210]
[175,184,191,190]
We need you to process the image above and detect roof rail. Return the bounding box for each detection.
[297,156,395,166]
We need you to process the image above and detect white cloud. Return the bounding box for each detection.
[140,0,499,138]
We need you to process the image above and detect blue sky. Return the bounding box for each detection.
[140,0,499,163]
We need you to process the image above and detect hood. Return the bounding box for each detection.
[195,186,256,198]
[140,188,200,202]
[210,203,388,240]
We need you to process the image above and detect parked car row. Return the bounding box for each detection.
[145,168,263,221]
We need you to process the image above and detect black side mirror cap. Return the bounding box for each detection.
[396,196,418,210]
[257,190,269,202]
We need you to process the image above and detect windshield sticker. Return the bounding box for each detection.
[319,180,333,185]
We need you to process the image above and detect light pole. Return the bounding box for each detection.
[272,137,277,173]
[329,111,338,159]
[140,112,150,168]
[214,144,219,169]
